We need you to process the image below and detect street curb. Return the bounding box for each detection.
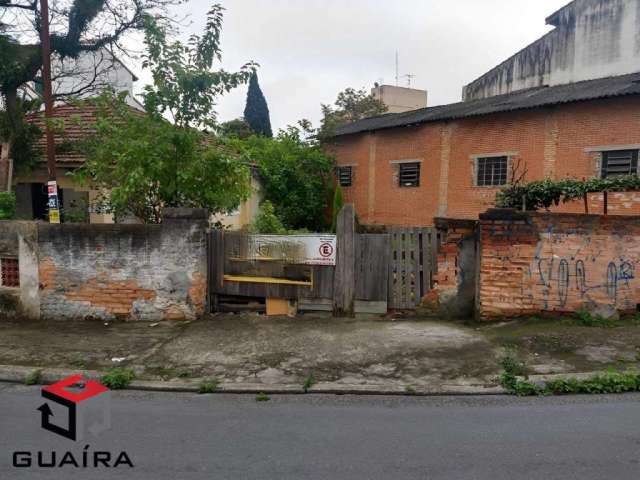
[0,364,508,396]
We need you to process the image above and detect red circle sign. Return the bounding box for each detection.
[319,243,334,258]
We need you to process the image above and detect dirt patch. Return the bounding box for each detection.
[481,316,640,375]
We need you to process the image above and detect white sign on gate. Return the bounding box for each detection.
[248,235,337,266]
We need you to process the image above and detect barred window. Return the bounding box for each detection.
[0,258,19,288]
[601,150,639,178]
[336,166,353,187]
[476,156,508,186]
[399,163,420,187]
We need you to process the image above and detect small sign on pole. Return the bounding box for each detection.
[47,180,60,224]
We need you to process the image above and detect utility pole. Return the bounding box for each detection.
[39,0,60,223]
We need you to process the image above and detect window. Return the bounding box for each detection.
[399,162,420,187]
[476,156,508,186]
[336,166,353,187]
[0,258,19,288]
[601,150,639,178]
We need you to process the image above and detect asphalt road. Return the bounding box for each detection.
[1,383,639,479]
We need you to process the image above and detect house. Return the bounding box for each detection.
[329,0,640,226]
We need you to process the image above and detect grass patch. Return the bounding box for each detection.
[198,379,219,394]
[405,385,417,395]
[256,392,270,402]
[69,354,87,369]
[25,369,43,386]
[101,367,135,390]
[303,372,315,392]
[573,310,618,328]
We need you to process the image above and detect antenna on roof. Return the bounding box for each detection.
[395,51,399,87]
[404,74,416,87]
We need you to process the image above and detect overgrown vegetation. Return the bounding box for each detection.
[574,309,618,328]
[0,191,16,219]
[498,350,640,396]
[24,369,43,386]
[101,367,135,390]
[496,175,640,211]
[198,378,219,394]
[255,392,270,402]
[303,372,315,392]
[250,200,287,234]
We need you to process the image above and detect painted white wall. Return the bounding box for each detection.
[463,0,640,100]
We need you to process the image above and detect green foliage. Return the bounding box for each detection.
[405,385,417,395]
[0,191,16,219]
[318,87,387,141]
[331,185,344,233]
[75,93,251,223]
[0,99,42,173]
[142,5,257,129]
[499,351,640,396]
[496,175,640,211]
[243,73,272,137]
[574,309,618,328]
[101,367,135,390]
[231,130,333,231]
[25,369,43,386]
[255,392,270,402]
[303,372,315,392]
[198,378,219,394]
[219,118,254,139]
[250,201,286,234]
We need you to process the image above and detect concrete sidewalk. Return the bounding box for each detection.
[1,314,639,394]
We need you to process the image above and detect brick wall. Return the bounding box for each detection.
[1,208,208,321]
[478,209,640,319]
[331,96,640,226]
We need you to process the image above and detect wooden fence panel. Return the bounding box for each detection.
[355,234,390,301]
[388,227,439,309]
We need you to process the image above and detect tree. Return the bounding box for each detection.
[142,5,256,129]
[318,87,387,141]
[231,128,333,231]
[243,73,272,137]
[219,118,253,139]
[0,0,180,183]
[75,93,251,223]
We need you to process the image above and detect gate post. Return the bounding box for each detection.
[333,204,356,317]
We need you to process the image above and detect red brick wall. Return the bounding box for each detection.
[478,209,640,319]
[331,96,640,226]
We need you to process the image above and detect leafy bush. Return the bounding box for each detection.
[25,369,43,386]
[198,379,219,394]
[250,201,286,234]
[101,367,135,390]
[0,191,16,220]
[496,175,640,211]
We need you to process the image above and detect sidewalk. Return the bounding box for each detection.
[1,314,639,394]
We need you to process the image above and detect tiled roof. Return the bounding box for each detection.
[27,103,100,166]
[333,72,640,137]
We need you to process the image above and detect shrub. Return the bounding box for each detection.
[101,368,135,390]
[0,192,16,220]
[250,201,286,234]
[198,379,219,394]
[25,369,43,386]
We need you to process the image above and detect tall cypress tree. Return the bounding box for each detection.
[243,73,273,137]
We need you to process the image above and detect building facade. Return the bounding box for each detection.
[330,0,640,227]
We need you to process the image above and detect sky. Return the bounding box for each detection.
[134,0,572,132]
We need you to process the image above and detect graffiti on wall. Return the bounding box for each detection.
[529,229,637,311]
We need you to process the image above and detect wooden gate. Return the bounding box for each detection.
[388,227,442,309]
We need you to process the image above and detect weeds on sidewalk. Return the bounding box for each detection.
[498,349,640,396]
[303,372,315,392]
[198,379,219,394]
[574,310,618,328]
[101,368,135,389]
[25,369,43,386]
[256,392,270,402]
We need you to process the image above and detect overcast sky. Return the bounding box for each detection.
[135,0,571,131]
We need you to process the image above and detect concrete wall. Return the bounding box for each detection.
[463,0,640,101]
[371,85,428,113]
[331,95,640,227]
[0,208,208,321]
[0,222,39,318]
[478,209,640,319]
